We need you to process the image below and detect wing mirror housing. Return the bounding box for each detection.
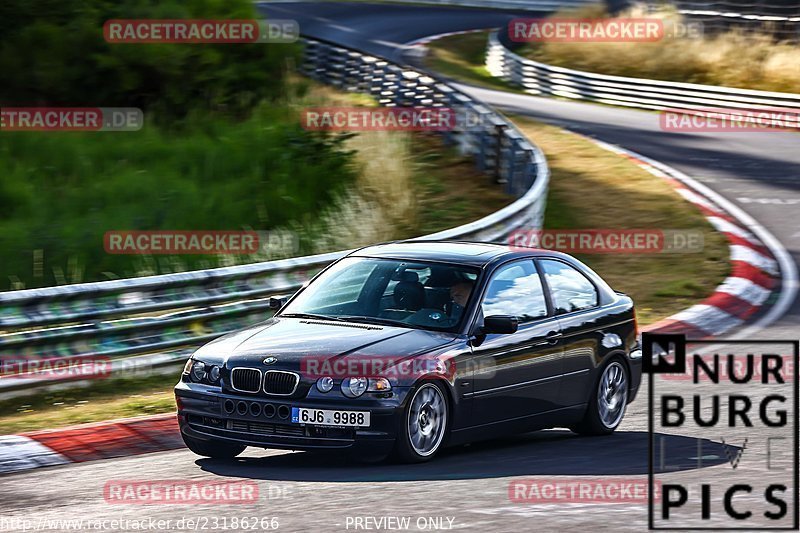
[481,315,519,335]
[269,296,289,311]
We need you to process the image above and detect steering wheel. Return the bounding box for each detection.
[408,308,458,328]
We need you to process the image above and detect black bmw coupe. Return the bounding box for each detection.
[175,241,642,463]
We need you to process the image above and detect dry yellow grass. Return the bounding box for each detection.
[307,130,418,252]
[521,6,800,93]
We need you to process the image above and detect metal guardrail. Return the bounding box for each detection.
[654,0,800,41]
[0,37,549,393]
[485,32,800,126]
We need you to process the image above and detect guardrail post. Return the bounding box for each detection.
[493,123,507,183]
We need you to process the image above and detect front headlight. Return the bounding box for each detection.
[341,377,368,398]
[190,361,206,382]
[184,358,222,386]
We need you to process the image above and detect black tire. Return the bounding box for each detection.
[571,357,629,436]
[392,381,450,463]
[182,433,246,459]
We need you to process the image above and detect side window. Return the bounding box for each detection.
[480,260,548,323]
[540,259,598,315]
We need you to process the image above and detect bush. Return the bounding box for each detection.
[0,0,365,290]
[0,105,357,289]
[0,0,299,121]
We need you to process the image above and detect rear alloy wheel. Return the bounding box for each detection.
[572,358,629,436]
[394,382,449,463]
[182,433,246,459]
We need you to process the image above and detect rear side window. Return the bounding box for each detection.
[540,259,598,314]
[481,260,548,323]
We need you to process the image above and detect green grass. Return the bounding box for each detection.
[0,81,362,291]
[424,32,521,92]
[410,133,511,235]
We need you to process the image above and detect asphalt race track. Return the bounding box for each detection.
[1,3,799,531]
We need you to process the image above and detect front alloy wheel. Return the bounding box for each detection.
[394,382,449,462]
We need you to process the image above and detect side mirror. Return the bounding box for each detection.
[482,315,519,335]
[269,296,288,311]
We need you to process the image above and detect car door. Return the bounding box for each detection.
[468,259,564,427]
[537,258,606,408]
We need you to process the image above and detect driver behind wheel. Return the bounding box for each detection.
[446,280,474,320]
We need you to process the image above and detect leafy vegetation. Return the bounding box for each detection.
[0,0,362,289]
[0,96,363,289]
[0,0,299,121]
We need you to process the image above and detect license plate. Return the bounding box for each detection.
[291,407,370,427]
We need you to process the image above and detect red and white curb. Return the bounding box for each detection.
[588,138,793,338]
[0,413,181,475]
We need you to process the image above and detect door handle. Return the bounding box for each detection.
[545,331,563,344]
[533,332,562,347]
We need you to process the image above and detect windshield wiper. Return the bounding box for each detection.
[283,313,416,329]
[337,315,414,328]
[280,312,342,322]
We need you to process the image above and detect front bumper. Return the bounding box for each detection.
[175,382,406,457]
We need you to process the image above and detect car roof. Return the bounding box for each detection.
[349,240,568,268]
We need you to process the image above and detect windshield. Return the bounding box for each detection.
[279,257,479,332]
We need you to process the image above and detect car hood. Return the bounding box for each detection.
[192,317,458,373]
